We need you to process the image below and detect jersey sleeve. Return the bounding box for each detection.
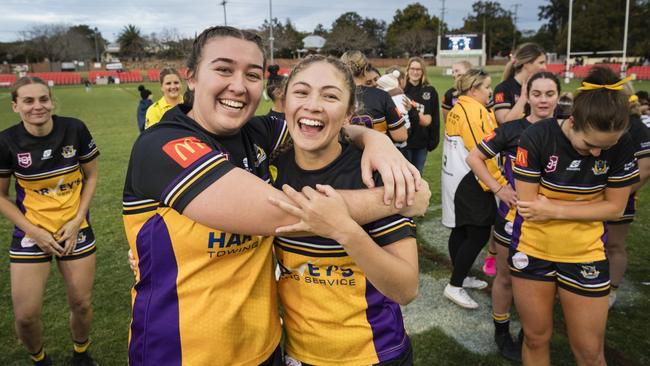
[384,93,406,131]
[513,126,543,183]
[75,120,100,163]
[128,128,236,213]
[362,215,416,247]
[477,124,510,158]
[0,135,12,177]
[441,89,454,111]
[607,134,640,188]
[492,82,513,111]
[630,118,650,159]
[248,115,290,157]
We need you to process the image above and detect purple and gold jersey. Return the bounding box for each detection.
[0,116,99,261]
[272,143,416,365]
[513,119,639,262]
[352,85,405,136]
[122,105,289,366]
[477,117,532,221]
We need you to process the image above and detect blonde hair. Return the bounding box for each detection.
[340,50,369,78]
[455,69,490,95]
[502,43,546,81]
[453,60,472,72]
[406,57,430,86]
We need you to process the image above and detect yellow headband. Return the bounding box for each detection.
[578,76,632,91]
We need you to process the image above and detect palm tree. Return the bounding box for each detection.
[117,24,146,60]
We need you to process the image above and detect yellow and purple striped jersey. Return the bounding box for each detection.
[272,143,416,365]
[513,119,639,262]
[0,116,99,261]
[123,105,289,366]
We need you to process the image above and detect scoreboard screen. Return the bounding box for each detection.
[441,34,482,51]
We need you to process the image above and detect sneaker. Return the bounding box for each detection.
[462,276,488,290]
[608,289,617,308]
[33,354,52,366]
[495,331,522,362]
[444,284,479,309]
[72,352,99,366]
[483,256,497,277]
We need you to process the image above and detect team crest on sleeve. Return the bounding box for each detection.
[162,136,213,168]
[494,92,505,104]
[61,145,77,158]
[544,155,559,173]
[515,147,528,168]
[591,160,609,175]
[17,152,32,168]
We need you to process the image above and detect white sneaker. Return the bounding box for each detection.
[444,284,479,309]
[463,276,488,290]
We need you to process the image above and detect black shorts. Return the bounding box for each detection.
[455,173,497,227]
[9,226,96,263]
[493,214,513,247]
[260,344,283,366]
[607,193,636,225]
[508,248,610,297]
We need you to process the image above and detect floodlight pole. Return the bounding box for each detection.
[221,0,228,26]
[621,0,630,76]
[269,0,274,65]
[94,27,100,62]
[564,0,573,83]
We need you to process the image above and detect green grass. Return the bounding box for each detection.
[0,71,649,365]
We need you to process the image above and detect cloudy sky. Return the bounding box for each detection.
[0,0,547,43]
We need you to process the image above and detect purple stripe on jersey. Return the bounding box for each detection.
[12,182,26,237]
[160,151,224,201]
[129,216,182,366]
[510,213,525,250]
[365,281,409,362]
[498,155,516,218]
[601,222,608,259]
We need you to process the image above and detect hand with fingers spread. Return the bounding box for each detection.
[516,194,556,221]
[360,134,422,209]
[271,184,358,240]
[56,217,83,256]
[496,184,518,209]
[27,226,65,257]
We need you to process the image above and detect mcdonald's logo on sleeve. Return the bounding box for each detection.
[163,137,213,168]
[516,147,528,168]
[494,92,505,104]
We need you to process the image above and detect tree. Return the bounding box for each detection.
[117,24,147,60]
[385,3,441,57]
[461,1,517,57]
[324,12,385,56]
[257,18,304,58]
[313,24,328,37]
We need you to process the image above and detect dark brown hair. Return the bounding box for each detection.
[11,76,50,102]
[184,26,265,106]
[503,42,546,81]
[159,67,181,85]
[572,67,629,132]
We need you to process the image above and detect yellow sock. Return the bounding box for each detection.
[73,338,91,353]
[30,347,46,362]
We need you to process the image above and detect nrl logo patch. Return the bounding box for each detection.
[17,152,32,168]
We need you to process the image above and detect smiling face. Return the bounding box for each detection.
[284,61,352,167]
[365,69,380,87]
[161,73,182,101]
[563,118,623,157]
[407,60,424,85]
[528,78,558,121]
[186,36,265,135]
[12,83,54,130]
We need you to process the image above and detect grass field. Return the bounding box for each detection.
[0,69,649,365]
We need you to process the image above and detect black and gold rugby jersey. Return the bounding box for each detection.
[477,117,532,220]
[630,115,650,160]
[492,77,521,113]
[0,116,99,239]
[512,119,639,262]
[351,85,405,136]
[273,142,416,366]
[122,104,289,366]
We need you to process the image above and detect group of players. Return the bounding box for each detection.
[0,24,648,366]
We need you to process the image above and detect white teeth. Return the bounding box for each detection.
[220,99,244,108]
[299,118,323,127]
